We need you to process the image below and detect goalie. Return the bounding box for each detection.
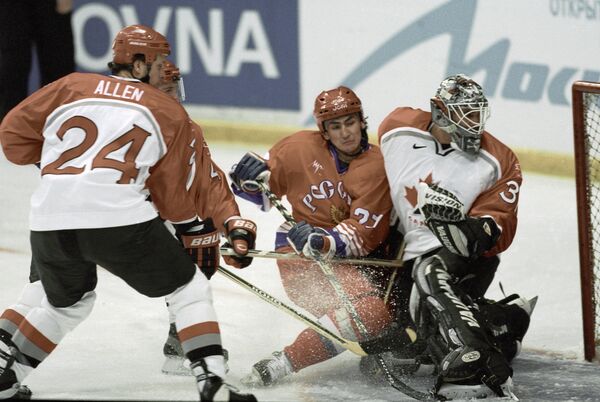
[375,74,536,400]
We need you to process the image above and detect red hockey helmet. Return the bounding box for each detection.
[111,24,170,65]
[313,86,363,132]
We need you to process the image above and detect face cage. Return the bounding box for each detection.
[446,102,489,135]
[445,102,490,154]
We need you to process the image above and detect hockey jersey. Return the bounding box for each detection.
[378,107,522,261]
[0,73,198,230]
[189,121,240,232]
[264,130,392,257]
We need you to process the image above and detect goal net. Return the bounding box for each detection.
[572,81,600,362]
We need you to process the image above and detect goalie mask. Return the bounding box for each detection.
[160,60,186,102]
[430,74,490,154]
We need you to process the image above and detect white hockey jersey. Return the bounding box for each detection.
[0,73,198,230]
[378,107,522,262]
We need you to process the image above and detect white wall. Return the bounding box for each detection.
[194,0,600,155]
[70,0,600,154]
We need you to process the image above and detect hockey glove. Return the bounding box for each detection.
[229,152,269,193]
[222,218,257,268]
[417,182,465,223]
[174,218,220,279]
[287,221,336,260]
[417,183,500,258]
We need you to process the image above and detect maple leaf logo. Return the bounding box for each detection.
[404,173,434,208]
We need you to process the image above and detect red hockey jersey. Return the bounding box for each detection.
[266,130,392,256]
[189,121,240,232]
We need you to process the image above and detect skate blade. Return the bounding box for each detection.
[0,383,29,400]
[161,356,192,376]
[437,377,518,400]
[0,387,18,400]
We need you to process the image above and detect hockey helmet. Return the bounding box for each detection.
[160,60,186,102]
[111,24,170,65]
[430,74,490,154]
[313,86,363,132]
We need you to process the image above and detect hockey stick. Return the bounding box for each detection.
[383,241,406,304]
[220,247,403,268]
[249,179,434,401]
[217,266,368,356]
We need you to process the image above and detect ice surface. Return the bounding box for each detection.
[1,144,598,401]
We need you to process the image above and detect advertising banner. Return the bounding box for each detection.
[24,0,600,154]
[72,0,299,109]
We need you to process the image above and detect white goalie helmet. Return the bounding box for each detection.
[430,74,490,154]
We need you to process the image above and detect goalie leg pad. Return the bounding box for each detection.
[476,295,537,362]
[411,255,492,351]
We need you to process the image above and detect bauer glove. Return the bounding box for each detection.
[174,218,220,279]
[222,218,257,268]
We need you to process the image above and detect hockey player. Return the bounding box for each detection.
[0,25,255,402]
[0,60,254,382]
[377,74,535,399]
[229,86,395,386]
[157,60,256,375]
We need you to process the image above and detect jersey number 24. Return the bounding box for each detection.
[41,115,150,184]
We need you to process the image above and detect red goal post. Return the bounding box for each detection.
[572,81,600,362]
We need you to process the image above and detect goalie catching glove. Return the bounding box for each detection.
[174,218,220,279]
[287,221,336,260]
[417,182,500,258]
[229,152,270,193]
[222,218,257,268]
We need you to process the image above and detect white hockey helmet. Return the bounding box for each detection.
[430,74,490,154]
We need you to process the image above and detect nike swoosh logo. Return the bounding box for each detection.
[412,144,427,149]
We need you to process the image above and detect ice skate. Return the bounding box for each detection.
[435,345,515,400]
[193,361,256,402]
[162,324,230,376]
[0,343,20,400]
[161,323,189,376]
[241,351,293,387]
[437,376,518,400]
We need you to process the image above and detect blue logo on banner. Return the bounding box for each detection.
[72,0,299,110]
